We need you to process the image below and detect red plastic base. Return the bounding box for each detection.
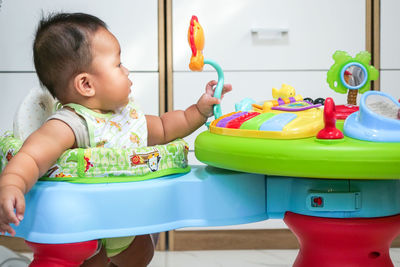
[25,240,98,267]
[335,104,359,120]
[284,212,400,267]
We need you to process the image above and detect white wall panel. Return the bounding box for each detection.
[380,71,400,99]
[173,0,365,71]
[381,0,400,69]
[129,73,159,116]
[0,0,158,71]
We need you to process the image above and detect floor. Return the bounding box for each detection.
[14,248,400,266]
[148,250,299,267]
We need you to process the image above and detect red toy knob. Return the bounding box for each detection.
[317,97,344,139]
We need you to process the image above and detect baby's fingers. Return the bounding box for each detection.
[0,223,16,236]
[1,199,20,226]
[14,196,25,222]
[223,84,232,91]
[205,80,218,94]
[221,84,232,95]
[209,97,221,105]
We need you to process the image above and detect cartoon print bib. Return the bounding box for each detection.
[65,101,147,149]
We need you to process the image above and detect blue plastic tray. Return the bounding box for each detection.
[12,166,267,244]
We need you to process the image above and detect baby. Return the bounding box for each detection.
[0,13,231,266]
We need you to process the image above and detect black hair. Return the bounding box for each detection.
[33,12,107,100]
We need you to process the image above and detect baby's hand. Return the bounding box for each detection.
[0,185,25,236]
[197,80,232,118]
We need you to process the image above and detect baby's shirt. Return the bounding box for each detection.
[47,107,90,147]
[47,101,148,149]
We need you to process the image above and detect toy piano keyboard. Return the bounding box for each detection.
[210,94,323,139]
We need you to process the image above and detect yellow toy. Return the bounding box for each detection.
[252,95,304,112]
[272,84,301,99]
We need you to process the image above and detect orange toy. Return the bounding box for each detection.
[188,15,205,71]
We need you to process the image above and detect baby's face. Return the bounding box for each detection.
[89,27,132,111]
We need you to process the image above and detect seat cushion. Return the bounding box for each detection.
[13,88,56,141]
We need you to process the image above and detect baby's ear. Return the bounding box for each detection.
[73,73,95,97]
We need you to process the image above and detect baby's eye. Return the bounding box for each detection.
[117,63,122,67]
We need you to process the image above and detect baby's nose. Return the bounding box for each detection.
[122,65,129,75]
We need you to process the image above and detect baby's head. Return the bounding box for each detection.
[34,13,130,108]
[34,13,132,111]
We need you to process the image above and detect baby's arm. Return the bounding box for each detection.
[146,80,232,145]
[0,119,75,235]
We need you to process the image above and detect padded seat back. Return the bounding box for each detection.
[13,88,56,141]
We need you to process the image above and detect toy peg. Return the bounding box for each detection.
[317,97,344,139]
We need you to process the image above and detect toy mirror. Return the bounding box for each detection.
[327,51,379,105]
[341,63,367,89]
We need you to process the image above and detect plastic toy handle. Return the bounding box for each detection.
[204,59,224,120]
